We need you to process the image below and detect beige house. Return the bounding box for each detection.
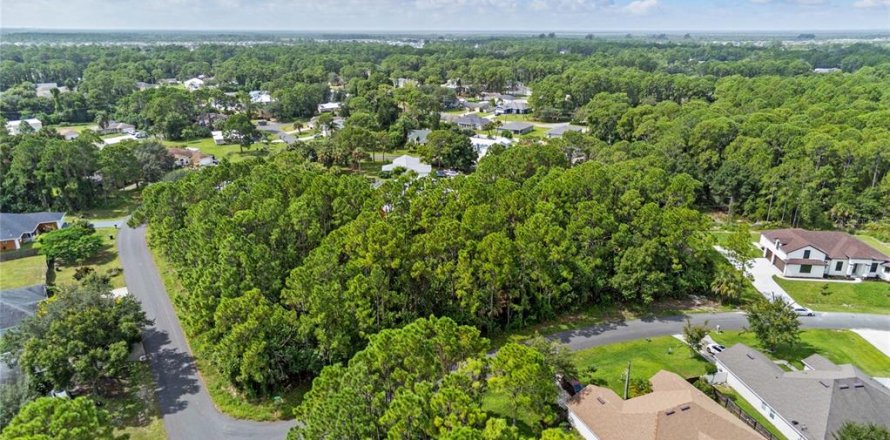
[567,370,762,440]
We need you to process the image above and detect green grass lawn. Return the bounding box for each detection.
[70,188,142,221]
[161,137,283,163]
[482,391,543,437]
[51,122,98,133]
[856,234,890,255]
[96,362,168,440]
[715,385,787,440]
[0,254,46,289]
[572,336,712,397]
[152,244,304,420]
[711,329,890,376]
[54,228,125,288]
[774,276,890,314]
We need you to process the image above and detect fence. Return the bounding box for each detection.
[0,247,39,262]
[713,389,781,440]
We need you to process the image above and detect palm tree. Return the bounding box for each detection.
[293,122,304,134]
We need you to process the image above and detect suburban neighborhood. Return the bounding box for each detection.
[1,11,890,440]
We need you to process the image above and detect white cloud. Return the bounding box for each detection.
[624,0,658,15]
[853,0,890,7]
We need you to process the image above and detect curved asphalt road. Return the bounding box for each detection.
[119,225,296,440]
[119,223,890,440]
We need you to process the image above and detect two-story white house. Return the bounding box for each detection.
[759,229,890,281]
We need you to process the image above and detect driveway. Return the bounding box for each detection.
[118,226,295,440]
[715,245,799,306]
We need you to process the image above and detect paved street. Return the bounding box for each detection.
[120,224,890,440]
[118,226,295,440]
[549,311,890,352]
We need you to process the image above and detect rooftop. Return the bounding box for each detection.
[716,343,890,439]
[762,229,889,261]
[500,121,534,131]
[0,212,65,241]
[567,370,761,440]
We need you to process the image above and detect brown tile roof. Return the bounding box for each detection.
[567,370,762,440]
[762,229,890,261]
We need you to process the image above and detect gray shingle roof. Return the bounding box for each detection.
[0,284,47,334]
[407,129,431,144]
[0,212,65,241]
[500,121,534,131]
[547,124,584,137]
[455,114,490,128]
[716,343,890,439]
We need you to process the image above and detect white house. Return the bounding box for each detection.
[317,102,342,113]
[5,118,43,135]
[183,77,205,91]
[381,155,431,177]
[469,135,513,159]
[212,131,226,145]
[249,90,273,104]
[714,344,890,440]
[759,229,890,281]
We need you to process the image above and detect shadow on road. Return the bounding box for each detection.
[144,327,200,416]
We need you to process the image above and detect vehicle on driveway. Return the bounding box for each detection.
[706,343,726,355]
[792,306,816,316]
[557,374,583,396]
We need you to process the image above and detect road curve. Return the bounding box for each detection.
[120,223,890,439]
[549,310,890,352]
[118,225,295,440]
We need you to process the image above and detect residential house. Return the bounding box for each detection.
[506,82,532,96]
[98,121,136,135]
[407,129,431,145]
[35,82,69,98]
[759,229,890,281]
[455,114,490,131]
[5,118,43,135]
[394,78,418,88]
[462,101,492,112]
[249,90,273,104]
[814,68,842,74]
[469,135,512,159]
[0,212,65,251]
[567,370,762,440]
[1,284,47,384]
[381,155,432,177]
[196,112,228,128]
[500,121,534,135]
[494,100,530,115]
[183,77,205,91]
[135,81,157,91]
[317,102,342,113]
[714,343,890,440]
[547,124,584,138]
[168,148,218,168]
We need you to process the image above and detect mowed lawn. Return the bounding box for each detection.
[711,329,890,377]
[775,276,890,314]
[162,137,283,163]
[0,254,46,289]
[572,336,711,396]
[54,228,125,288]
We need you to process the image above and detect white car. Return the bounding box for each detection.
[792,307,815,316]
[706,343,726,355]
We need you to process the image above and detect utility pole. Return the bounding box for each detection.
[624,360,631,400]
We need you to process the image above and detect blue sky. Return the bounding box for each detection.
[2,0,888,31]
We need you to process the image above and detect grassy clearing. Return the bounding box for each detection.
[714,385,787,440]
[54,228,125,289]
[481,391,542,437]
[51,122,99,133]
[151,245,304,421]
[711,329,890,376]
[855,234,890,256]
[775,276,890,314]
[0,254,46,289]
[161,137,282,163]
[70,188,142,221]
[96,362,168,440]
[572,336,711,397]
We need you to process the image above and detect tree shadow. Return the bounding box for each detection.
[142,327,201,416]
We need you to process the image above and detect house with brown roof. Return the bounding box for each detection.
[759,229,890,281]
[567,370,762,440]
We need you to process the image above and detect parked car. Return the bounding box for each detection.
[706,343,726,355]
[134,131,148,139]
[557,374,583,396]
[792,307,815,316]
